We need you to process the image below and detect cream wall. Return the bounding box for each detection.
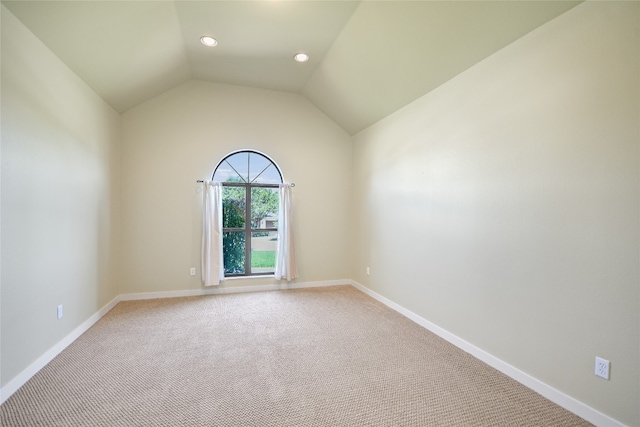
[120,80,352,294]
[1,6,121,388]
[351,2,639,425]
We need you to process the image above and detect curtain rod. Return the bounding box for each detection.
[196,180,295,187]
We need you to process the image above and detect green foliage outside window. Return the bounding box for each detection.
[222,184,279,274]
[251,187,279,228]
[222,190,245,274]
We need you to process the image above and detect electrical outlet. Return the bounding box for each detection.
[190,267,196,276]
[57,305,63,319]
[366,267,370,275]
[595,357,610,380]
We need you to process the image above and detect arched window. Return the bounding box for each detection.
[212,150,283,276]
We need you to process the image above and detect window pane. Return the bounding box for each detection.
[213,151,282,184]
[248,153,270,183]
[251,231,277,274]
[252,164,281,184]
[222,186,245,228]
[213,162,241,183]
[223,232,245,274]
[251,187,279,229]
[225,152,249,182]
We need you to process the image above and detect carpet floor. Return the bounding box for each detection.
[1,285,592,426]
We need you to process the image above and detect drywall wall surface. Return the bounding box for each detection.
[351,2,639,425]
[1,6,121,387]
[120,80,352,294]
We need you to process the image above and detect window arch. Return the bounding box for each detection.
[213,150,282,276]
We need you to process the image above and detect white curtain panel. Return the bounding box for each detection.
[201,181,224,286]
[275,183,298,281]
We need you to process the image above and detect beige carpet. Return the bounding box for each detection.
[1,285,592,426]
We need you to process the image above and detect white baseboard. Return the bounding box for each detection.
[0,279,349,404]
[0,296,121,404]
[348,280,625,427]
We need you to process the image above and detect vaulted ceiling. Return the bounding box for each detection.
[2,0,580,134]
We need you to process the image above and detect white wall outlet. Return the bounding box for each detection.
[366,267,370,275]
[595,356,610,380]
[190,267,196,276]
[57,305,63,319]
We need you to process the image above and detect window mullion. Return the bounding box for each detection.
[245,183,252,275]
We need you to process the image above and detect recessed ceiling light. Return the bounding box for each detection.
[200,36,218,47]
[293,53,309,63]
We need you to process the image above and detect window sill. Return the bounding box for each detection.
[224,275,275,281]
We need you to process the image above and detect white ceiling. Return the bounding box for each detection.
[2,0,581,135]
